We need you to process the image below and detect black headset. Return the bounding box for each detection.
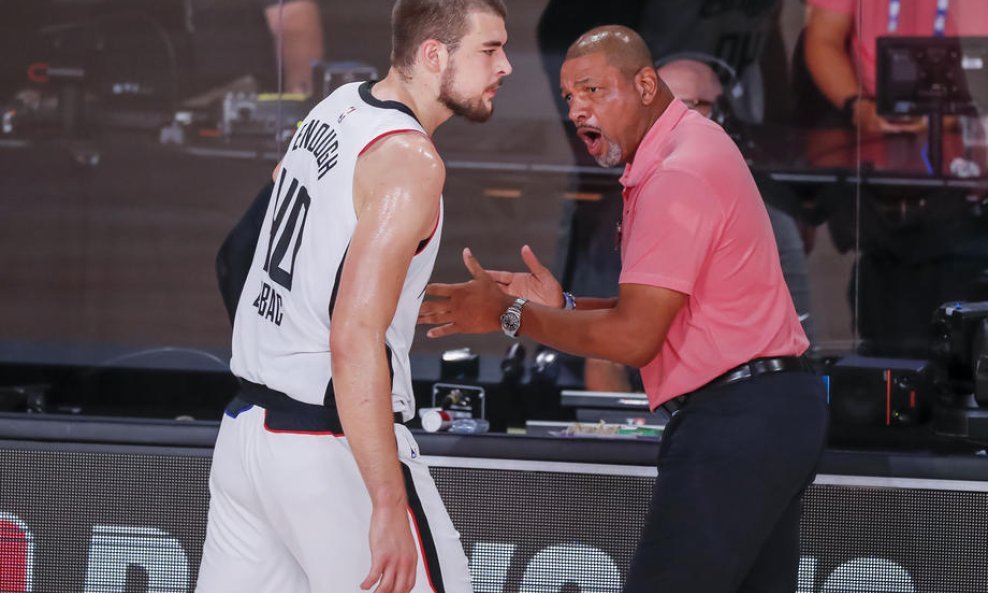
[654,51,749,128]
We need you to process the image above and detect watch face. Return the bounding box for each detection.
[500,310,521,335]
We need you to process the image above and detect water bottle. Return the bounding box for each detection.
[449,418,490,434]
[420,407,471,432]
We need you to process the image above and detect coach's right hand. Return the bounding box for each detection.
[362,504,418,593]
[486,244,564,308]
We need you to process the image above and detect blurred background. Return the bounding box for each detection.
[1,0,988,449]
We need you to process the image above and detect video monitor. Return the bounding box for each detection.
[876,36,988,116]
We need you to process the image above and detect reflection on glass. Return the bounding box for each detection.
[0,0,986,431]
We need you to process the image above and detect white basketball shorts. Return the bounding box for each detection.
[196,402,472,593]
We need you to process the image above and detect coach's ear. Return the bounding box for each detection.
[636,66,659,105]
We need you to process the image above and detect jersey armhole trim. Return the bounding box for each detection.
[358,128,430,157]
[414,211,441,255]
[357,128,439,255]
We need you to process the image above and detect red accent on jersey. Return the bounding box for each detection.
[415,213,441,256]
[358,129,428,156]
[356,128,440,256]
[407,505,440,593]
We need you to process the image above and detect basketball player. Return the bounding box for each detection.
[196,2,511,592]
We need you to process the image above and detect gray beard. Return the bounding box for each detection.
[594,139,623,168]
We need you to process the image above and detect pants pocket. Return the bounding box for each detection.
[656,410,686,464]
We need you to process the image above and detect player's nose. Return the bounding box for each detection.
[498,52,513,78]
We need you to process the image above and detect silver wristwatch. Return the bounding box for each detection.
[500,297,528,338]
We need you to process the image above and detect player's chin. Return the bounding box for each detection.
[465,104,494,123]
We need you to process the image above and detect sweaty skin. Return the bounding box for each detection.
[332,10,511,593]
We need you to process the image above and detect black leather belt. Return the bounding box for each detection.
[661,355,813,415]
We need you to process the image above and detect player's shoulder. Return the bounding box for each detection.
[360,131,444,178]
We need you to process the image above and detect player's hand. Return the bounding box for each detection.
[419,248,514,338]
[361,504,418,593]
[486,245,564,307]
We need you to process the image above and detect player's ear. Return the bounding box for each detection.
[419,39,448,74]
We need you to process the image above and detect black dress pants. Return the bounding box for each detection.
[623,371,829,593]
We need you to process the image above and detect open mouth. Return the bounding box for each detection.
[577,127,603,153]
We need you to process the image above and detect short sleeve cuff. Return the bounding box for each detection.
[619,272,694,296]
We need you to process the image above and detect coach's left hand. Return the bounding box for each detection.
[419,248,514,338]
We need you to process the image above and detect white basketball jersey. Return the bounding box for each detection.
[230,82,441,420]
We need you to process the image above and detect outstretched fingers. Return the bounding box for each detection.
[520,244,551,280]
[463,248,491,280]
[486,269,515,286]
[424,283,455,298]
[417,298,452,324]
[427,323,461,339]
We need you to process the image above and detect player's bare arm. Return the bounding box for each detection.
[420,248,684,368]
[331,131,443,593]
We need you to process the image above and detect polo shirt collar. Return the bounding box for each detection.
[619,99,689,188]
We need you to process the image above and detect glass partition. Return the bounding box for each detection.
[2,0,987,439]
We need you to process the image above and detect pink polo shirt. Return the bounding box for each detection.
[619,100,808,408]
[808,0,988,96]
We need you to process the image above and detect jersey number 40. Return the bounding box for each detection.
[263,167,311,291]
